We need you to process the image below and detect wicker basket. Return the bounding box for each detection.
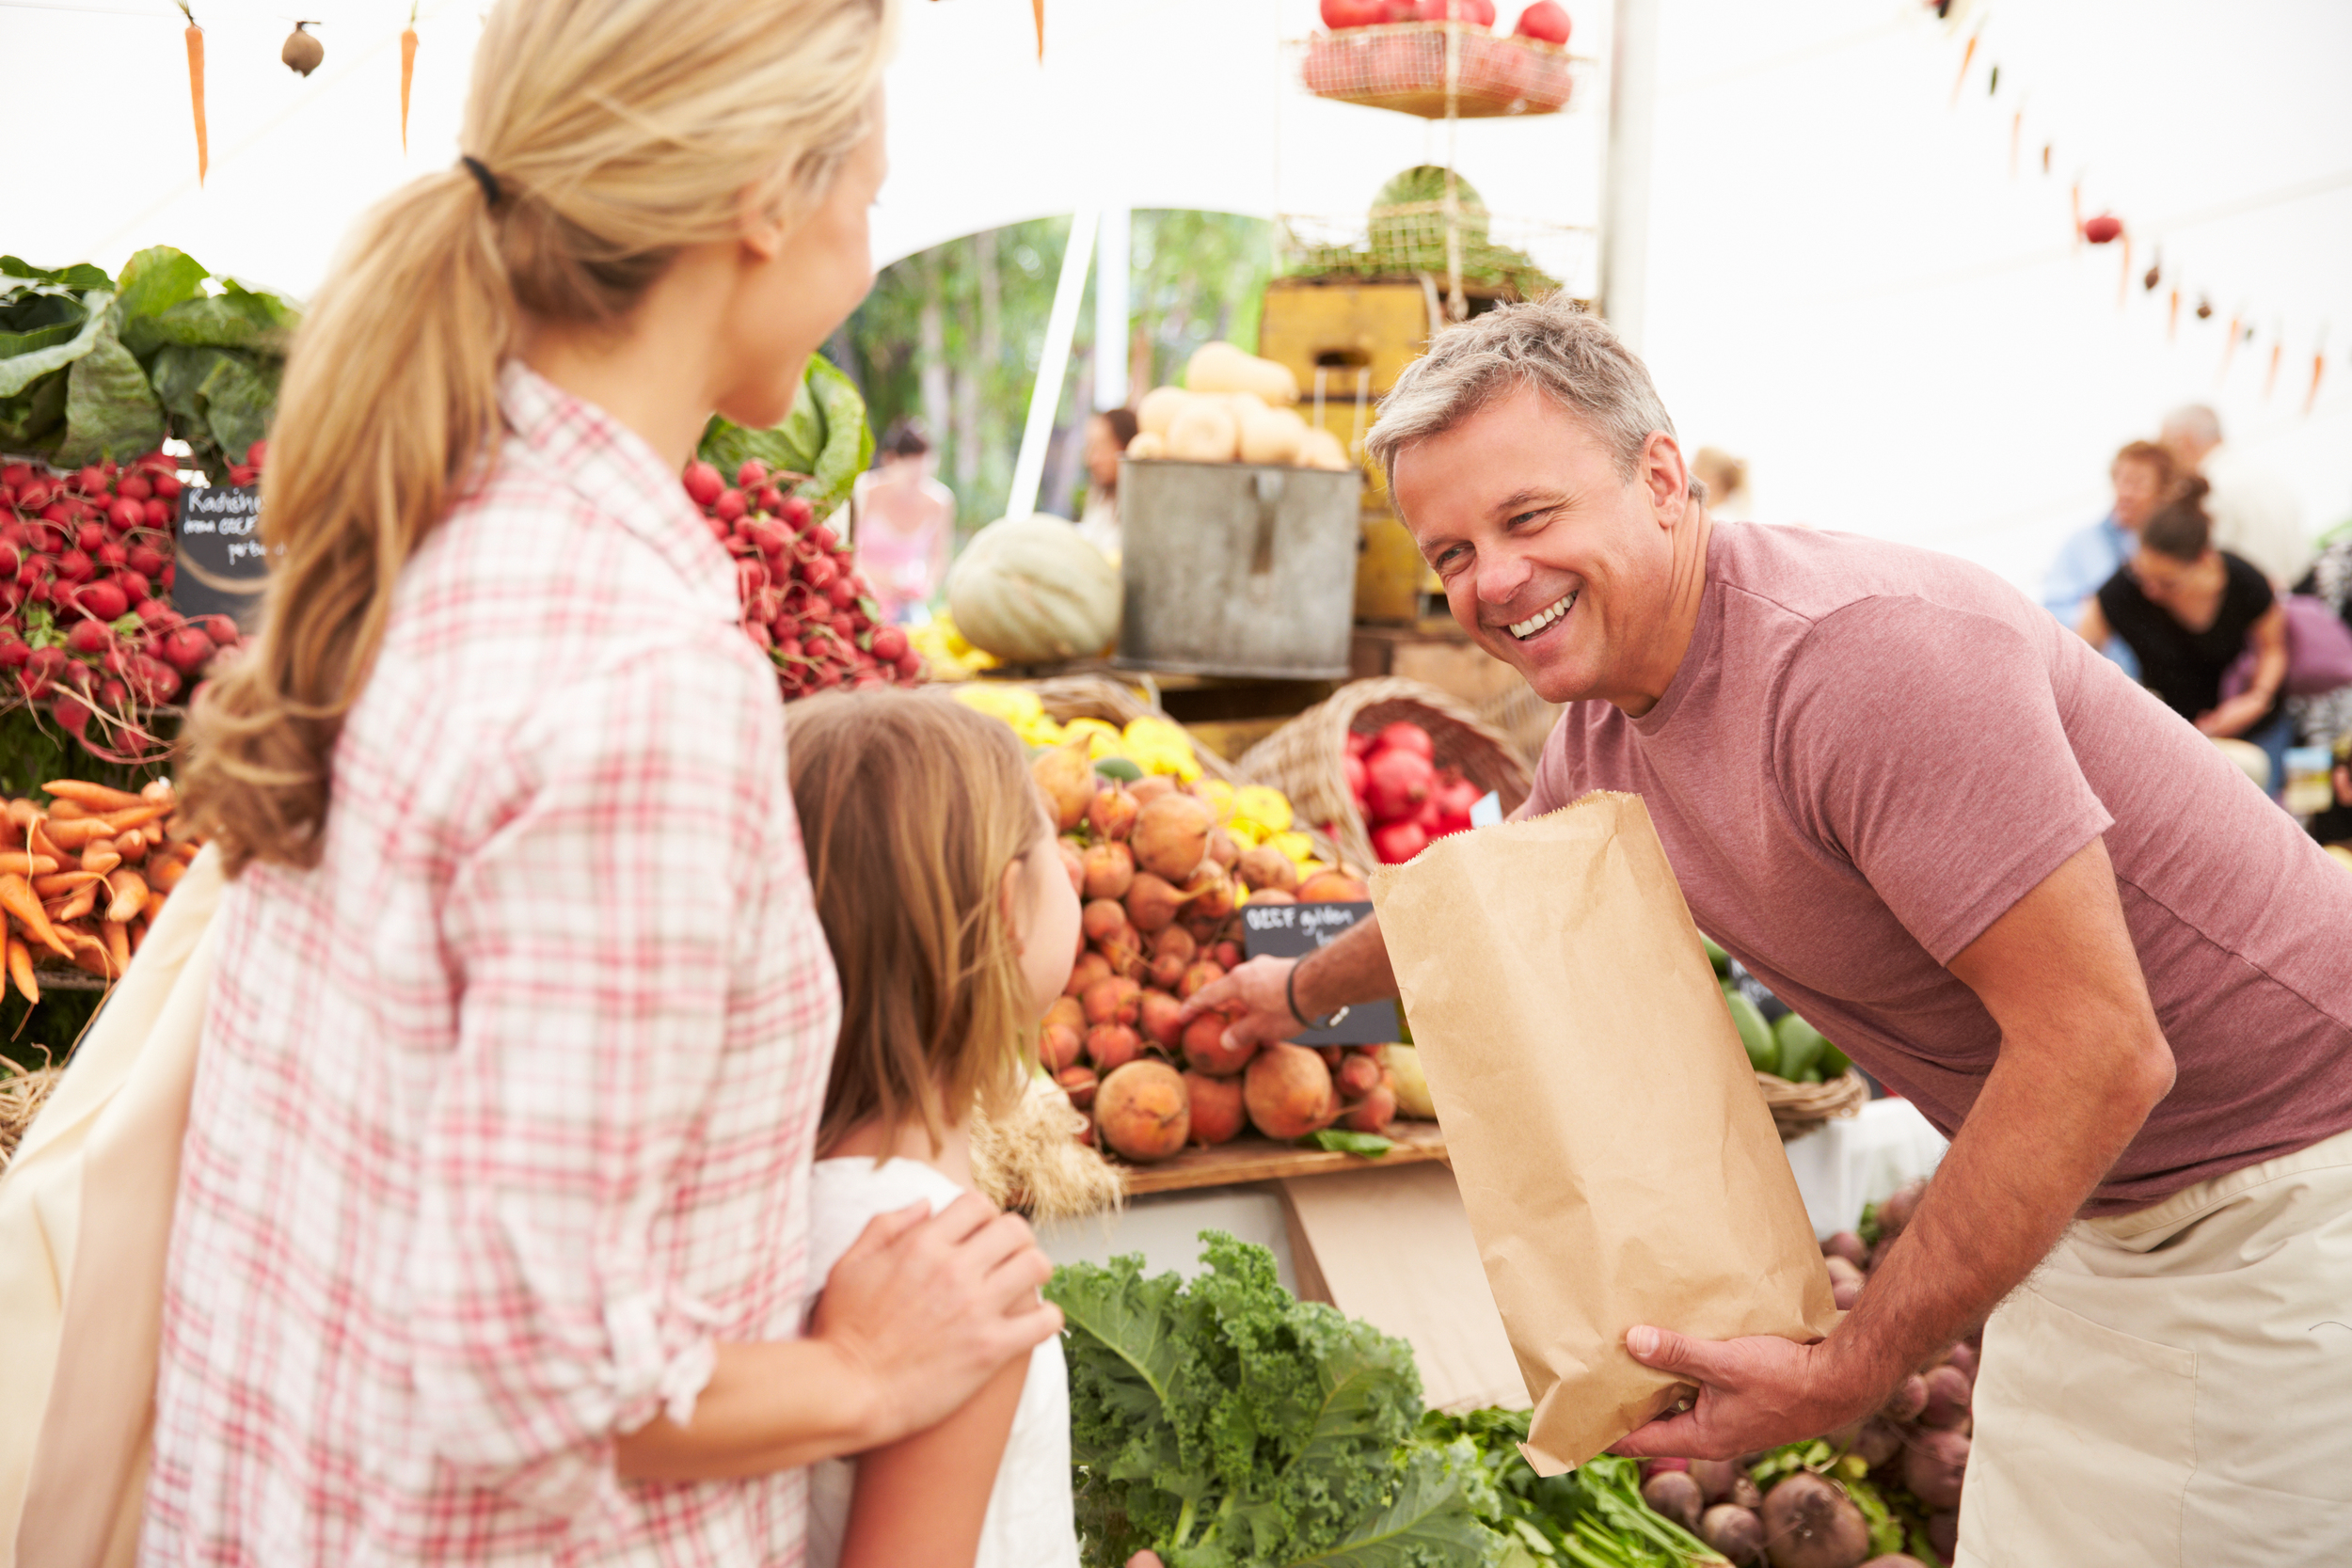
[1299,24,1579,119]
[1237,676,1533,873]
[1757,1068,1870,1143]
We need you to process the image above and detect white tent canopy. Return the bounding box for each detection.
[8,0,2348,589]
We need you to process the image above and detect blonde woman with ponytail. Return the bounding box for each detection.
[142,1,1061,1561]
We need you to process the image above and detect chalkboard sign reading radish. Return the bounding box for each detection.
[174,483,266,631]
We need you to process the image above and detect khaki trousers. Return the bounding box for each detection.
[1958,1124,2352,1567]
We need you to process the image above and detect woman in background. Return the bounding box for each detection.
[1074,406,1138,562]
[852,418,955,623]
[2079,476,2291,783]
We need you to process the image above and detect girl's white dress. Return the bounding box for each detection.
[803,1158,1082,1568]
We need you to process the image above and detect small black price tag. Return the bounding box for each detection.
[174,484,267,631]
[1238,898,1401,1047]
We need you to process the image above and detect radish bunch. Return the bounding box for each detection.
[0,450,246,764]
[680,457,923,699]
[1346,721,1483,865]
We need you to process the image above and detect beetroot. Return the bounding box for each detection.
[1859,1559,1928,1568]
[1881,1373,1928,1423]
[1177,960,1225,1001]
[1687,1458,1743,1505]
[1700,1503,1765,1565]
[1082,976,1140,1028]
[1096,1060,1189,1162]
[1876,1180,1927,1239]
[1139,990,1187,1050]
[1340,1085,1395,1132]
[1182,1011,1254,1077]
[1903,1429,1969,1512]
[1057,1064,1099,1111]
[1759,1472,1869,1568]
[1084,842,1136,902]
[1184,1070,1247,1146]
[1916,1365,1971,1431]
[1131,793,1214,882]
[1039,1022,1083,1074]
[1087,1023,1144,1072]
[1821,1231,1867,1268]
[1089,785,1139,843]
[1244,1042,1335,1138]
[1641,1471,1704,1533]
[1925,1513,1958,1561]
[1852,1418,1903,1469]
[1335,1053,1383,1101]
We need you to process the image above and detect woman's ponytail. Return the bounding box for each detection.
[181,0,892,872]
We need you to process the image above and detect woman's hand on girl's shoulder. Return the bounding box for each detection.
[813,1194,1060,1449]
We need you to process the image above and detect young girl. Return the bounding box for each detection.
[787,689,1085,1568]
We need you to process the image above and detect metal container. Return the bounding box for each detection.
[1116,458,1365,679]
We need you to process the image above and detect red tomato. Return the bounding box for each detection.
[1512,0,1570,43]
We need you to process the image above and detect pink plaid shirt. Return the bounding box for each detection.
[145,364,842,1565]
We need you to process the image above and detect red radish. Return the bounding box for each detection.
[200,614,240,645]
[72,466,107,496]
[1320,0,1386,24]
[143,498,171,528]
[159,626,217,675]
[1363,747,1435,820]
[246,439,269,468]
[68,619,112,654]
[76,523,106,552]
[682,461,724,506]
[1374,721,1434,759]
[870,625,908,663]
[106,497,143,531]
[714,488,748,523]
[755,484,786,514]
[128,544,169,578]
[781,495,814,531]
[228,465,256,486]
[72,580,129,623]
[1512,0,1569,43]
[56,549,93,582]
[116,474,151,500]
[735,459,768,488]
[113,571,150,604]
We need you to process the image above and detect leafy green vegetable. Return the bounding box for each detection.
[1050,1231,1499,1568]
[1419,1409,1727,1568]
[1,258,115,293]
[697,354,873,522]
[1300,1129,1395,1158]
[56,314,166,466]
[148,344,281,469]
[111,245,211,325]
[0,289,111,401]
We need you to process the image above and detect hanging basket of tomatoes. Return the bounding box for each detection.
[1301,6,1581,119]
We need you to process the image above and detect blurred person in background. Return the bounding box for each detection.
[2161,404,2312,587]
[2287,529,2352,756]
[851,418,954,624]
[1691,448,1753,521]
[2078,476,2292,785]
[1074,406,1139,562]
[2042,439,2176,679]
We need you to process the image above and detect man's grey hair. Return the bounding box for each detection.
[2162,404,2222,445]
[1363,293,1702,504]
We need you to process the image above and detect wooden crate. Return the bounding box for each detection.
[1259,277,1438,400]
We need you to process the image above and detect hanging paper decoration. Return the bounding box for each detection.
[2265,341,2282,399]
[1987,63,1999,95]
[2010,110,2022,176]
[2143,252,2161,291]
[1033,0,1044,59]
[2041,142,2052,174]
[2082,214,2122,245]
[2196,296,2214,321]
[1949,30,1979,106]
[2117,236,2133,305]
[282,22,324,77]
[176,4,206,185]
[2310,352,2328,416]
[402,6,420,151]
[2168,289,2181,339]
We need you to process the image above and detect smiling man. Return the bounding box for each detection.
[1183,297,2352,1564]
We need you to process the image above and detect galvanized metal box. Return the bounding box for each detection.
[1116,458,1364,679]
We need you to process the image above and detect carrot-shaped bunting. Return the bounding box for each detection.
[1032,0,1044,59]
[402,5,420,152]
[177,4,207,185]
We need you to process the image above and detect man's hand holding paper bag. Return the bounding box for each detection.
[1368,792,1838,1472]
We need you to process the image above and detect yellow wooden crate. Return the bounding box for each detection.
[1355,509,1424,624]
[1259,277,1438,400]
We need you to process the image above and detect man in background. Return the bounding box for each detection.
[2042,439,2175,677]
[2161,404,2312,586]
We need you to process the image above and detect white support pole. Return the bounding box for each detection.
[1008,207,1100,520]
[1598,0,1658,354]
[1094,207,1130,412]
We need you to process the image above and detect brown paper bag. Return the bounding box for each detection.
[1369,791,1836,1474]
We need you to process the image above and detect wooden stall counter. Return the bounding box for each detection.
[1114,1120,1448,1196]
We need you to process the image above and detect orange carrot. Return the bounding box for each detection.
[46,817,117,849]
[46,800,88,822]
[43,779,147,813]
[141,778,176,806]
[106,869,150,926]
[82,844,122,878]
[49,882,100,924]
[103,920,131,975]
[26,820,67,871]
[0,854,58,878]
[113,832,149,865]
[6,937,34,1006]
[151,856,188,894]
[31,872,103,900]
[96,803,167,836]
[0,874,72,958]
[179,8,207,185]
[402,8,421,151]
[71,941,114,981]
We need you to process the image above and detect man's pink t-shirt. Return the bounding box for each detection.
[1525,521,2352,1213]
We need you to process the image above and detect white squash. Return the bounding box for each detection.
[1166,398,1241,463]
[1297,428,1353,471]
[946,514,1121,663]
[1237,404,1308,466]
[1125,431,1168,459]
[1136,385,1195,437]
[1185,341,1299,405]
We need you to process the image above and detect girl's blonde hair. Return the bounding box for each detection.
[787,690,1046,1153]
[181,0,894,872]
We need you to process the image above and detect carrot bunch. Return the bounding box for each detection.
[0,777,200,1002]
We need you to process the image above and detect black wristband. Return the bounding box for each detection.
[1285,958,1348,1032]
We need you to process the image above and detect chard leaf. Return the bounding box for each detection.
[1301,1129,1395,1157]
[1,258,115,292]
[56,315,165,465]
[0,368,68,454]
[696,353,871,521]
[122,286,296,358]
[0,286,90,358]
[148,345,279,471]
[112,245,209,325]
[0,289,111,399]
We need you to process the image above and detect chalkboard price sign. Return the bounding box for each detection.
[1238,899,1401,1047]
[175,483,267,630]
